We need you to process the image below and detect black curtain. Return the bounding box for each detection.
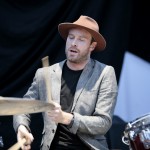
[0,0,149,149]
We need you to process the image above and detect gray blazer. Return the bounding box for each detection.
[13,59,118,150]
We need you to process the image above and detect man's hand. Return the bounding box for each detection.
[47,102,73,125]
[17,125,34,150]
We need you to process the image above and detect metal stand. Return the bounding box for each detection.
[0,136,4,148]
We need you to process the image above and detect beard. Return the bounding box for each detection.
[65,49,90,63]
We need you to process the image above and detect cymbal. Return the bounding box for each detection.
[0,97,55,116]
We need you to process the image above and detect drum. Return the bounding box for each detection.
[122,113,150,150]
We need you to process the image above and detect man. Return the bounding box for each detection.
[13,15,118,150]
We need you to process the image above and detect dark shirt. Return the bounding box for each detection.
[50,62,90,150]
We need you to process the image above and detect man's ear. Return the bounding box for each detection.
[90,42,97,52]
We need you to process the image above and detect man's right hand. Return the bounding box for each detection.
[17,125,34,150]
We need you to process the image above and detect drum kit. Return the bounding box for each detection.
[122,113,150,150]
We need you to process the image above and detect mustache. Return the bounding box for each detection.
[68,46,79,52]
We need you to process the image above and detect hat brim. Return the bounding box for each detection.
[58,23,106,51]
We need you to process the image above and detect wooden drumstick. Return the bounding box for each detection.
[8,138,26,150]
[41,56,53,103]
[42,56,49,67]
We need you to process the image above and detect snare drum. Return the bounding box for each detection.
[122,113,150,150]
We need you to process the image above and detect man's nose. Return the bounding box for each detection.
[71,40,77,47]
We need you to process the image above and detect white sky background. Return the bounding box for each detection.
[114,51,150,122]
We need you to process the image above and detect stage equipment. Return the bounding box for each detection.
[122,113,150,150]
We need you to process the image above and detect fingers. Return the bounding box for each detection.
[17,125,34,150]
[47,102,61,117]
[22,144,31,150]
[53,102,61,108]
[19,135,33,150]
[23,133,33,145]
[48,109,60,116]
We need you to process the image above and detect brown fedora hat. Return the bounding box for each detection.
[58,15,106,51]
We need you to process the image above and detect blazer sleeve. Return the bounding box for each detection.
[69,66,118,135]
[13,69,40,133]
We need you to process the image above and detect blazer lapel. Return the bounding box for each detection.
[71,59,95,111]
[50,60,65,104]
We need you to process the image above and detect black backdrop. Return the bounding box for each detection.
[0,0,149,149]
